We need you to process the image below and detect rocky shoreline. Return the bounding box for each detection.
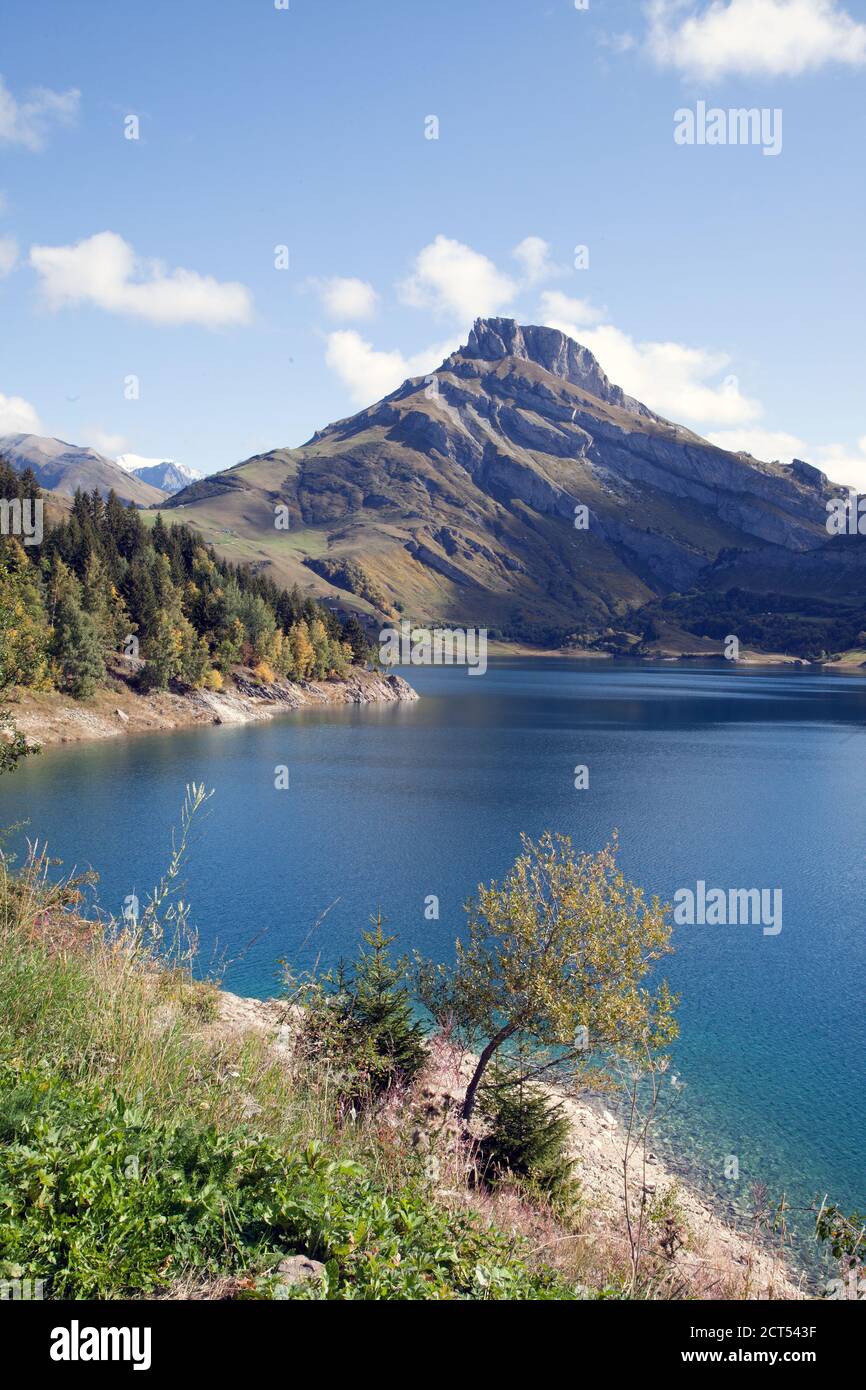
[212,989,805,1300]
[11,665,418,749]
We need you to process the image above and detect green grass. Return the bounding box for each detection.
[0,1061,576,1300]
[0,848,584,1301]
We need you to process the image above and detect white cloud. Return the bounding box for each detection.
[86,428,128,458]
[315,276,378,320]
[542,301,761,426]
[398,235,515,321]
[539,290,605,327]
[707,426,807,460]
[0,236,17,277]
[541,296,866,487]
[646,0,866,80]
[315,232,862,484]
[29,231,253,328]
[539,284,865,483]
[709,430,866,489]
[0,392,41,435]
[325,329,460,405]
[808,440,866,490]
[0,75,80,151]
[598,31,638,54]
[512,236,559,286]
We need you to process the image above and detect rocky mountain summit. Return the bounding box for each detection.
[457,317,656,417]
[164,319,855,651]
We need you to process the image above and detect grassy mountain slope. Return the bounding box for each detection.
[164,319,846,646]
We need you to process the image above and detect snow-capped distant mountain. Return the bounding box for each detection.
[116,455,202,495]
[0,434,166,506]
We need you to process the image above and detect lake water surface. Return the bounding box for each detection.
[3,660,865,1255]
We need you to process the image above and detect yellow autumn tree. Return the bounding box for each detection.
[288,619,315,680]
[0,538,51,691]
[309,616,332,678]
[418,832,678,1122]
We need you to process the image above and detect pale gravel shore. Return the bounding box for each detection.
[10,665,418,749]
[211,990,807,1301]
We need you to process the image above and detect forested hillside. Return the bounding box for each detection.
[0,457,371,704]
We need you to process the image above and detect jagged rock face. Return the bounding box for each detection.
[164,319,839,642]
[457,318,654,418]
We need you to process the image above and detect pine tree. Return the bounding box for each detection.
[49,559,105,699]
[341,614,369,664]
[0,463,362,709]
[349,911,427,1092]
[0,540,51,690]
[139,607,181,690]
[479,1067,575,1200]
[328,638,351,678]
[177,618,209,687]
[82,551,133,649]
[0,538,50,772]
[292,913,426,1105]
[214,617,245,673]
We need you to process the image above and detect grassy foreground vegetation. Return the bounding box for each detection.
[0,807,589,1301]
[0,790,859,1301]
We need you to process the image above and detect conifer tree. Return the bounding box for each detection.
[82,551,133,649]
[290,913,426,1105]
[0,464,360,707]
[0,540,51,690]
[479,1064,575,1200]
[140,607,181,690]
[214,617,245,673]
[177,619,209,687]
[350,911,427,1091]
[341,614,369,664]
[0,538,49,772]
[49,559,105,698]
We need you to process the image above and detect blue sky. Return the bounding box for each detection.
[1,0,865,484]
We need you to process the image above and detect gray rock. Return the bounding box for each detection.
[275,1255,325,1286]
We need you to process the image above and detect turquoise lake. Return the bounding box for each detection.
[2,660,864,1257]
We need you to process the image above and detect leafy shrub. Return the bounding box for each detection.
[0,1061,573,1300]
[0,1061,289,1296]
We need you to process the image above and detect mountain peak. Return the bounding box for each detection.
[465,317,570,365]
[458,318,651,417]
[0,433,167,506]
